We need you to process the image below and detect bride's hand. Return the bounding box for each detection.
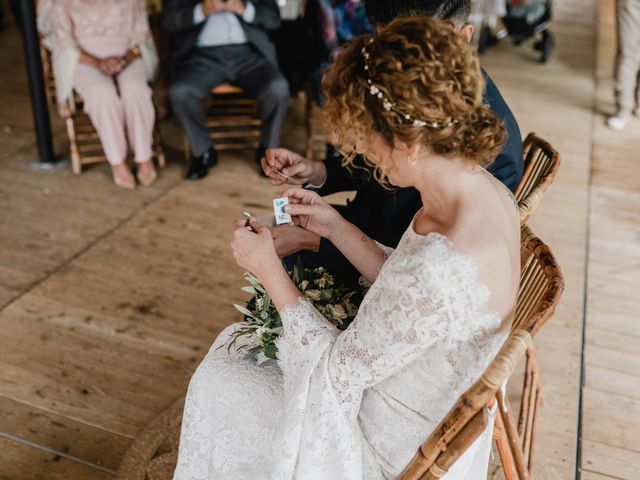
[282,188,344,240]
[231,218,280,278]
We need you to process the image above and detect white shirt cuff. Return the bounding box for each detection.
[193,3,206,24]
[305,175,327,190]
[242,1,256,22]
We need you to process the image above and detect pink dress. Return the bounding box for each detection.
[51,0,157,165]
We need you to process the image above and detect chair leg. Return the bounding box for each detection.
[66,115,82,175]
[497,389,529,480]
[519,348,542,476]
[494,412,520,480]
[153,126,166,168]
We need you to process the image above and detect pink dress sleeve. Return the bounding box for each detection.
[51,0,76,51]
[128,0,151,47]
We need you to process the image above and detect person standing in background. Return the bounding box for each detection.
[608,0,640,130]
[163,0,289,180]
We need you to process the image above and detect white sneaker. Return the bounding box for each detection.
[607,114,629,130]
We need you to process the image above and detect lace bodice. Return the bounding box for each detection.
[51,0,150,50]
[173,227,508,480]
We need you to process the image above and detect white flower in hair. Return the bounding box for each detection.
[383,101,393,111]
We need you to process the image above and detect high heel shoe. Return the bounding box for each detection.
[137,161,157,187]
[112,165,136,190]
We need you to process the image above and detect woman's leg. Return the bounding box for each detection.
[174,324,284,480]
[116,59,155,164]
[73,63,128,166]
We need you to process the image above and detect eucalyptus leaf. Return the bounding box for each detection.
[233,304,257,319]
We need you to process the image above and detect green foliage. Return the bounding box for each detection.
[223,262,360,363]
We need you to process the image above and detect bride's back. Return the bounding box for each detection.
[436,167,521,325]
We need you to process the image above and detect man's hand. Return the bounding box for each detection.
[202,0,245,16]
[223,0,246,15]
[272,224,321,258]
[261,148,327,187]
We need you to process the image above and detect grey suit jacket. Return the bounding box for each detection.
[162,0,282,67]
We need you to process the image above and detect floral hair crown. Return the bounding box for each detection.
[361,39,458,129]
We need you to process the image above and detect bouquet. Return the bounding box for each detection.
[225,259,360,363]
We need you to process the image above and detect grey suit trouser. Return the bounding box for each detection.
[169,44,289,158]
[616,0,640,113]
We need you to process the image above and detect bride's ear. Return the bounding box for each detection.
[398,143,421,161]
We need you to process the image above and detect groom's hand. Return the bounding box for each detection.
[272,225,321,258]
[261,148,327,187]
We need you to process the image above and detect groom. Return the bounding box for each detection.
[262,0,524,286]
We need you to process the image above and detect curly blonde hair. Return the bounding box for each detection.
[322,16,506,177]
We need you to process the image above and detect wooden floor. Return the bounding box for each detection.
[0,0,638,478]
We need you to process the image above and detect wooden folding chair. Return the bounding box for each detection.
[399,225,564,480]
[40,39,166,174]
[182,85,262,160]
[515,133,561,225]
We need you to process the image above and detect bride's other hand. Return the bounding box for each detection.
[231,219,279,277]
[282,188,344,240]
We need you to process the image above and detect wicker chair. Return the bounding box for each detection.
[40,40,166,174]
[182,85,262,160]
[398,225,564,480]
[491,224,564,480]
[515,133,561,225]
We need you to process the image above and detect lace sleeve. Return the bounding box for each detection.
[277,247,449,410]
[328,253,450,410]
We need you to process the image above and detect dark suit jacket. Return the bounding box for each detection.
[162,0,282,67]
[305,70,523,284]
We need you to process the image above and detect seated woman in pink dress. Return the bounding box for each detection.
[49,0,159,189]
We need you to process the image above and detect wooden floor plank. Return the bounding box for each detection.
[0,397,128,472]
[580,0,640,478]
[0,436,114,480]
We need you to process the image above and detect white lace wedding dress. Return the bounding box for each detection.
[173,227,508,480]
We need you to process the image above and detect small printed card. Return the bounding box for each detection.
[273,197,292,225]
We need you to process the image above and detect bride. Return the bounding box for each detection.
[173,16,520,480]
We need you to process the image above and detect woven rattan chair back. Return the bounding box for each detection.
[513,225,564,335]
[398,227,563,480]
[515,133,561,224]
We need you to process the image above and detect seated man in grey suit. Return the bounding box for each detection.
[164,0,289,179]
